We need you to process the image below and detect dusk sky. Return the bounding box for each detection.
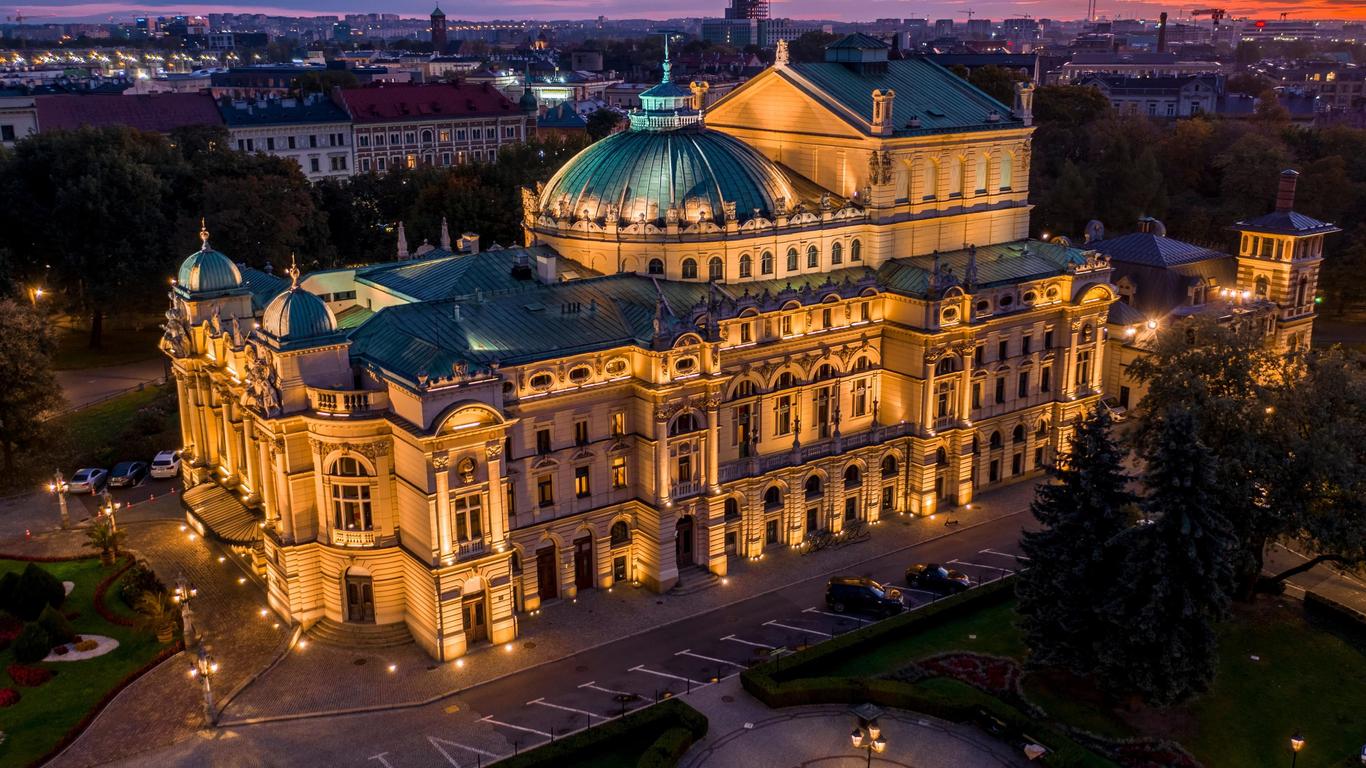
[6,0,1366,22]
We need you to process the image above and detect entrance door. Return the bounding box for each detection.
[462,594,487,644]
[574,537,594,590]
[536,547,558,601]
[675,517,694,567]
[345,574,374,623]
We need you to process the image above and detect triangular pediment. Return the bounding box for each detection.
[707,68,867,142]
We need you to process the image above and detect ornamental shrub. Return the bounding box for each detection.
[12,623,50,664]
[0,688,18,707]
[119,561,166,609]
[38,604,76,645]
[0,572,18,615]
[7,663,54,687]
[9,564,66,621]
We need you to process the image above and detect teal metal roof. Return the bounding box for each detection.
[239,267,289,311]
[261,287,337,341]
[786,55,1020,137]
[177,248,242,294]
[827,33,889,50]
[356,246,576,302]
[883,240,1084,293]
[538,128,798,224]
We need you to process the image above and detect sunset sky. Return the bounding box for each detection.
[6,0,1366,23]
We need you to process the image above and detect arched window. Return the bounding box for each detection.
[421,128,433,143]
[1012,425,1025,443]
[990,431,1003,449]
[831,242,844,265]
[804,475,823,498]
[763,485,783,509]
[739,253,753,278]
[761,250,774,275]
[734,380,756,399]
[936,447,949,466]
[330,456,373,531]
[786,248,799,272]
[682,258,698,280]
[670,412,700,435]
[844,465,862,487]
[936,357,956,375]
[806,245,819,268]
[1295,276,1309,307]
[724,497,741,520]
[851,239,862,262]
[648,258,664,275]
[1036,420,1049,437]
[1255,276,1270,299]
[814,363,836,381]
[610,521,631,546]
[854,356,871,371]
[775,371,796,390]
[881,455,898,477]
[708,257,724,281]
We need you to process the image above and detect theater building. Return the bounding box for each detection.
[165,37,1120,660]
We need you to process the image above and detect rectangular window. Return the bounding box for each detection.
[0,125,15,142]
[998,339,1008,360]
[374,133,384,146]
[266,137,276,150]
[536,428,552,455]
[1041,366,1051,392]
[860,302,870,322]
[574,420,589,446]
[780,315,792,336]
[853,380,868,417]
[390,133,401,145]
[677,455,693,482]
[441,152,451,166]
[972,380,982,409]
[361,158,371,172]
[974,345,984,366]
[574,466,591,498]
[611,457,627,488]
[774,395,792,436]
[440,129,451,142]
[453,494,482,541]
[610,412,625,437]
[1021,335,1032,355]
[331,483,372,530]
[405,131,416,144]
[359,134,369,147]
[1044,329,1054,349]
[309,134,317,148]
[1076,350,1092,386]
[473,128,482,140]
[740,323,752,344]
[537,476,554,507]
[310,158,320,173]
[1018,371,1029,397]
[995,377,1006,404]
[821,308,832,328]
[457,129,466,141]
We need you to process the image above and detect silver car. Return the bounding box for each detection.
[66,468,108,494]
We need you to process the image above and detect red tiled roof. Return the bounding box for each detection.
[35,93,223,133]
[339,83,517,123]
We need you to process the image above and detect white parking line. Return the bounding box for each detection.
[426,735,501,760]
[629,664,710,687]
[802,607,847,619]
[763,619,822,634]
[948,559,1015,573]
[527,697,605,720]
[720,634,774,649]
[676,649,746,668]
[578,680,638,698]
[904,588,942,598]
[980,548,1029,561]
[479,715,552,738]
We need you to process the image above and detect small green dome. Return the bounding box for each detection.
[177,222,242,295]
[539,129,797,225]
[261,286,337,341]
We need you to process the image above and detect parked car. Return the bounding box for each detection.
[66,468,108,494]
[109,461,149,488]
[905,563,972,594]
[1100,396,1128,422]
[149,450,181,479]
[825,576,905,617]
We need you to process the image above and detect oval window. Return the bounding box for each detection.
[1046,286,1060,300]
[501,381,514,395]
[942,307,959,323]
[975,300,991,313]
[605,359,627,375]
[675,357,696,373]
[1022,291,1037,304]
[999,294,1014,308]
[568,366,591,383]
[529,373,553,389]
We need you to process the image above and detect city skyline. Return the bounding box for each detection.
[6,0,1366,24]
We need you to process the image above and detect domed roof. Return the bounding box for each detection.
[539,128,798,225]
[519,88,538,113]
[260,262,337,341]
[177,222,242,294]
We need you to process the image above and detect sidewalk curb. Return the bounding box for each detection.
[216,506,1027,728]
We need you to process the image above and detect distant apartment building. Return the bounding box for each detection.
[1081,74,1222,118]
[33,92,223,134]
[965,19,992,40]
[339,83,533,173]
[219,94,354,181]
[525,72,622,108]
[0,95,37,146]
[757,19,833,47]
[724,0,768,20]
[702,18,758,48]
[1058,52,1224,83]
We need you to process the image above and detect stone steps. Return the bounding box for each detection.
[669,567,720,597]
[307,617,414,649]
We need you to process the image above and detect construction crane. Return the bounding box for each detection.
[1086,0,1097,23]
[1190,8,1227,29]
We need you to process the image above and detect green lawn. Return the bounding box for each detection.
[53,325,164,371]
[811,596,1366,768]
[0,558,172,767]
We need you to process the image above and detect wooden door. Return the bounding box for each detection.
[573,537,594,590]
[675,517,694,567]
[536,547,558,601]
[462,595,487,644]
[345,575,374,623]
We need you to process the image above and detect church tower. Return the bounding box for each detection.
[430,6,448,52]
[1232,169,1339,351]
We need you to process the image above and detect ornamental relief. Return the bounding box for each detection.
[308,438,392,461]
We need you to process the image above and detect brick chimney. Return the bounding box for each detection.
[1275,169,1300,213]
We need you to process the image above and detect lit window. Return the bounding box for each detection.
[453,494,482,541]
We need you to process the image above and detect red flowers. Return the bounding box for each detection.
[919,653,1023,697]
[0,688,19,707]
[8,663,55,687]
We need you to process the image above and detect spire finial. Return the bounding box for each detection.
[287,253,300,288]
[661,32,672,84]
[199,218,210,250]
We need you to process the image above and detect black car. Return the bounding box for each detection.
[825,577,905,616]
[905,563,972,594]
[108,461,149,488]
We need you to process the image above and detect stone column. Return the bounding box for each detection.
[485,442,507,548]
[921,355,937,435]
[958,343,975,420]
[1062,319,1080,400]
[434,451,452,561]
[174,373,194,454]
[654,407,670,506]
[705,399,721,494]
[273,441,295,543]
[257,436,276,523]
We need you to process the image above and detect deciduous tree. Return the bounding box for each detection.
[0,299,63,471]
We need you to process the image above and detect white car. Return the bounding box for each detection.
[150,450,182,479]
[67,468,108,494]
[1100,397,1128,422]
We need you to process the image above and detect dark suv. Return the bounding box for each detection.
[825,577,905,617]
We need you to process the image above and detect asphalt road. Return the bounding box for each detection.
[115,510,1031,768]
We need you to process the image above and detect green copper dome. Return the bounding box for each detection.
[177,224,242,295]
[261,266,337,342]
[539,129,797,225]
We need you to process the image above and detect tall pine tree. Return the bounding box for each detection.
[1096,408,1235,705]
[1016,408,1134,676]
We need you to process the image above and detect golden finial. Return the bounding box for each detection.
[199,218,210,250]
[287,252,300,288]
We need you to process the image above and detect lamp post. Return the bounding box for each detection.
[98,490,121,532]
[47,471,70,529]
[172,571,199,647]
[189,645,218,726]
[1290,731,1304,768]
[849,704,887,768]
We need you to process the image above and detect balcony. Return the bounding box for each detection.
[309,387,389,416]
[331,529,378,548]
[718,423,917,483]
[671,480,704,500]
[455,538,487,561]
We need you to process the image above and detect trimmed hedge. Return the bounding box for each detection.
[741,578,1116,768]
[493,697,708,768]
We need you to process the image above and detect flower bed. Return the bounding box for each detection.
[914,653,1024,698]
[8,663,55,687]
[92,557,137,627]
[0,688,19,707]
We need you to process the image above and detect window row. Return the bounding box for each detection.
[645,239,863,280]
[356,125,520,148]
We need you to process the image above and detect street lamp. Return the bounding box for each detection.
[1290,731,1304,767]
[47,470,70,529]
[172,571,199,646]
[188,645,218,726]
[99,491,121,532]
[849,704,887,768]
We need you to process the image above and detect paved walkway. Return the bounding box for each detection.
[54,358,167,412]
[680,678,1032,768]
[1265,542,1366,616]
[219,480,1042,723]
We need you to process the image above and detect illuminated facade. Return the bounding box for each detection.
[165,38,1120,660]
